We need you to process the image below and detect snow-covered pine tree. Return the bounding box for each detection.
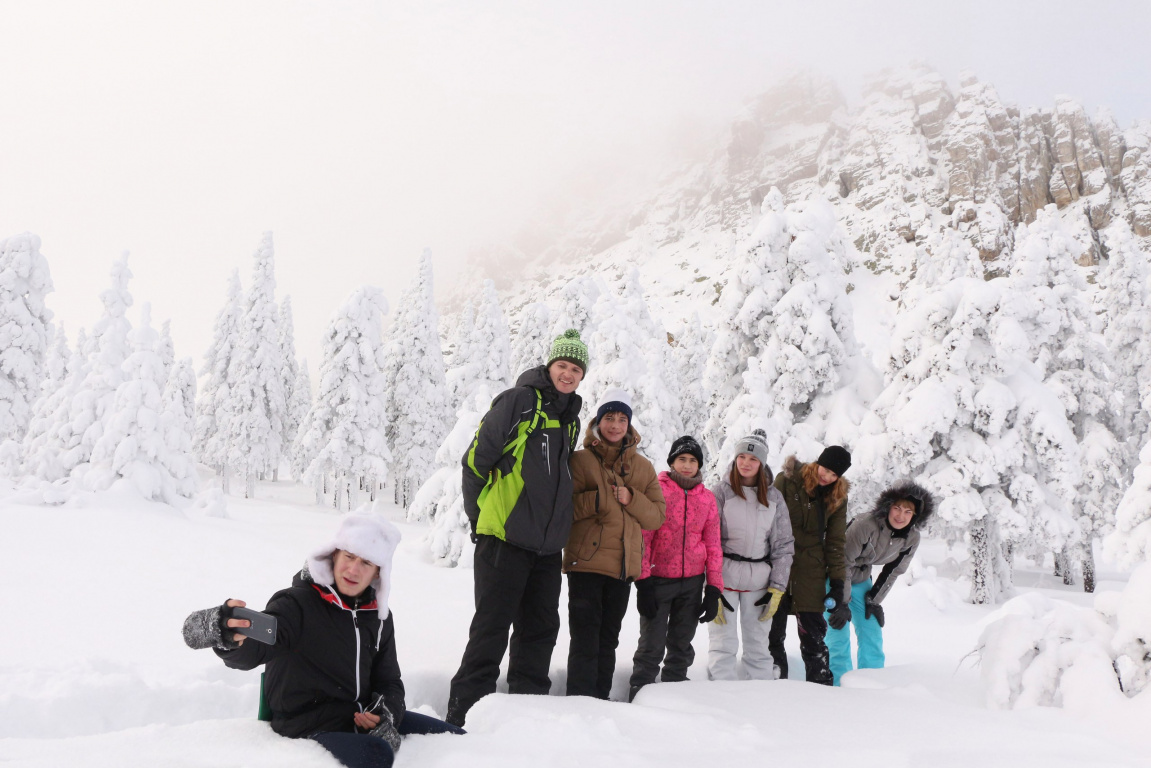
[227,233,288,497]
[1106,441,1151,568]
[158,319,175,379]
[278,295,303,475]
[1094,220,1151,468]
[443,279,511,417]
[382,249,450,507]
[410,279,511,566]
[853,229,1020,604]
[23,328,88,481]
[549,275,600,341]
[1002,207,1119,591]
[409,389,491,566]
[444,300,475,411]
[164,356,197,439]
[0,233,55,450]
[86,303,198,502]
[287,359,312,481]
[297,287,391,512]
[671,311,712,440]
[708,193,866,479]
[57,256,134,485]
[194,270,243,493]
[510,302,552,377]
[701,189,791,472]
[580,270,682,463]
[44,325,70,394]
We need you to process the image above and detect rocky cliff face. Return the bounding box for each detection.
[476,65,1151,329]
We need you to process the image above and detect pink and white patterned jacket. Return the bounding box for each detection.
[640,472,724,589]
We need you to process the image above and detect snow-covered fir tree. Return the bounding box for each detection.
[510,301,552,377]
[49,256,134,484]
[707,193,867,478]
[194,270,243,493]
[671,311,712,440]
[43,325,70,394]
[444,300,475,411]
[23,328,88,481]
[409,389,491,566]
[443,279,511,415]
[1105,441,1151,568]
[853,229,1019,604]
[1094,220,1151,466]
[296,286,391,512]
[86,303,198,502]
[0,233,55,450]
[163,356,197,439]
[581,271,682,463]
[277,295,303,473]
[701,189,791,471]
[227,233,288,497]
[549,275,600,341]
[382,249,450,507]
[409,279,511,564]
[287,359,312,481]
[158,319,175,379]
[1001,207,1119,591]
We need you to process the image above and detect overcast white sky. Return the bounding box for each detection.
[2,0,1149,372]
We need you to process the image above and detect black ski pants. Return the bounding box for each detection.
[447,535,562,725]
[629,574,704,689]
[565,571,632,699]
[767,592,832,685]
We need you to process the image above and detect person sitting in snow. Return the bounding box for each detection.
[827,481,934,685]
[181,513,462,768]
[562,387,665,700]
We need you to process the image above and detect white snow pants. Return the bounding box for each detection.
[706,587,777,681]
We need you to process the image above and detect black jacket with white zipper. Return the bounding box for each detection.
[215,569,405,739]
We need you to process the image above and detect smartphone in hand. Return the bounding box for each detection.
[232,606,278,645]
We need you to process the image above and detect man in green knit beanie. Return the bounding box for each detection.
[448,329,587,726]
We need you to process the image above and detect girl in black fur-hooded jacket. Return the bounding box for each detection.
[826,481,934,685]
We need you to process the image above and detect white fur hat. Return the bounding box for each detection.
[307,512,402,619]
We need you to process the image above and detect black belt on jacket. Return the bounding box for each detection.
[723,551,769,563]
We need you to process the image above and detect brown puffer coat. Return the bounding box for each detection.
[773,455,848,613]
[562,425,665,580]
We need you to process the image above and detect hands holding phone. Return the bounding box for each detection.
[223,599,251,646]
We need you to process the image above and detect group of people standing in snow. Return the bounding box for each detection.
[180,327,935,768]
[445,328,936,724]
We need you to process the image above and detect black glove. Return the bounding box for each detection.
[827,601,852,630]
[864,592,885,627]
[825,579,846,612]
[635,579,658,620]
[366,693,402,752]
[181,602,242,651]
[698,585,734,624]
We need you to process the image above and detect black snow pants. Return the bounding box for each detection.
[447,535,562,726]
[629,574,705,689]
[565,571,632,699]
[767,592,832,685]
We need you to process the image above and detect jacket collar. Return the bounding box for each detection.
[311,583,378,612]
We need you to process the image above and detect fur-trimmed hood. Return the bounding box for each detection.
[305,511,402,619]
[870,482,934,530]
[782,455,802,479]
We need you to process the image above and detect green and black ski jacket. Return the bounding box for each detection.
[462,365,583,555]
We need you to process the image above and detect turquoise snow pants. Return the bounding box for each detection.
[825,578,884,686]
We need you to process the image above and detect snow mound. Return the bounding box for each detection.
[976,563,1151,710]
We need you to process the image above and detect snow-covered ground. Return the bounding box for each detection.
[0,480,1145,767]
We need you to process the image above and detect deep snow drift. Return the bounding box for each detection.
[0,480,1145,767]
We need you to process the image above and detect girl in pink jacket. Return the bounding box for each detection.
[628,435,723,701]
